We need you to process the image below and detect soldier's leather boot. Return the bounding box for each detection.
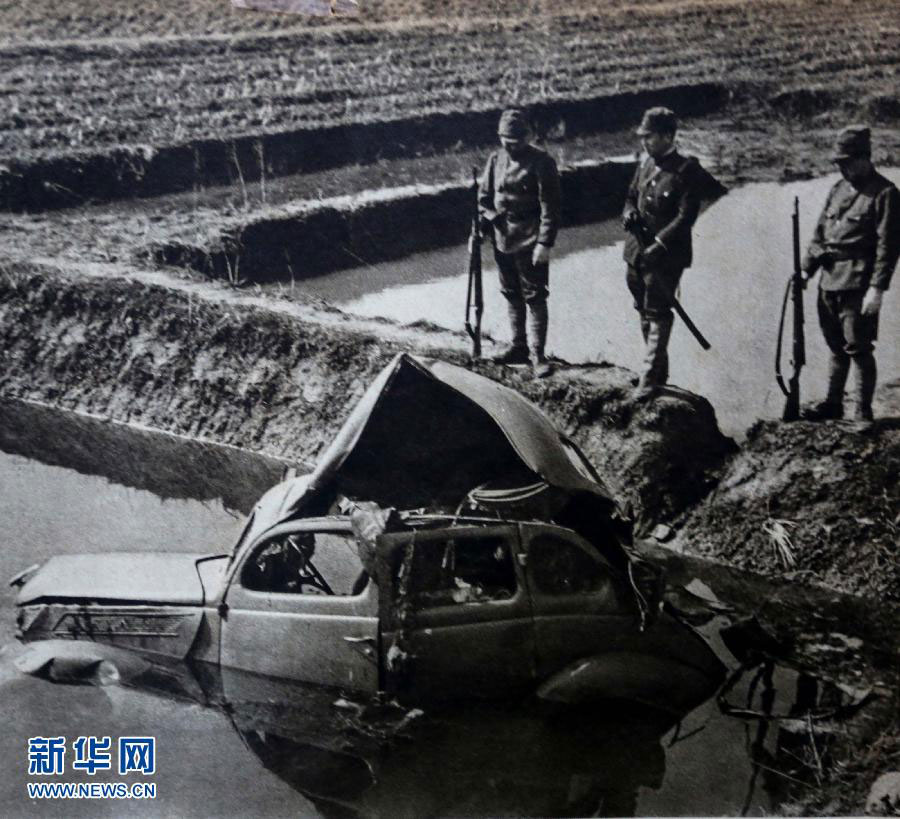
[493,300,529,364]
[851,352,876,423]
[801,353,848,421]
[528,301,553,378]
[636,315,673,394]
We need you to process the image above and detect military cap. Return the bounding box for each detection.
[636,106,677,136]
[831,125,871,161]
[498,108,529,139]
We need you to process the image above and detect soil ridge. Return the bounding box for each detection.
[0,261,733,533]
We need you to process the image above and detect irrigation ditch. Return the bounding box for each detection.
[0,82,727,213]
[144,158,642,283]
[0,260,734,532]
[0,396,301,515]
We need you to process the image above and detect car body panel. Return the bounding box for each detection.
[518,523,631,678]
[10,356,725,719]
[16,552,214,606]
[13,516,725,715]
[17,602,205,661]
[219,519,380,695]
[377,525,537,700]
[301,354,614,509]
[536,650,724,714]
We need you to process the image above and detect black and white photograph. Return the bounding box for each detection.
[0,0,898,816]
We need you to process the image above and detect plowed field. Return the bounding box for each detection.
[0,0,896,160]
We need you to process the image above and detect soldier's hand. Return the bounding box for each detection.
[622,210,638,230]
[641,241,663,261]
[861,286,883,316]
[532,244,551,266]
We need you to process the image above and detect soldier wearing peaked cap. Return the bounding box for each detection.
[479,107,562,378]
[801,125,900,423]
[622,107,705,395]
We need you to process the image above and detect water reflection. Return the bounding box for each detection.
[333,171,900,436]
[1,445,883,816]
[231,700,671,818]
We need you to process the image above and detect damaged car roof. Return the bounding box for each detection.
[294,353,615,515]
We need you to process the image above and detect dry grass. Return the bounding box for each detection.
[762,516,797,569]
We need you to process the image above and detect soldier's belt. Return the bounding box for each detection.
[825,247,872,262]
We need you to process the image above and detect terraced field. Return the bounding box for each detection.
[0,0,895,161]
[0,0,773,42]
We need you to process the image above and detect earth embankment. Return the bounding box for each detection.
[146,159,639,283]
[0,261,734,530]
[675,417,900,602]
[0,396,298,515]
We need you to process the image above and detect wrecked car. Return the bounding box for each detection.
[10,354,725,719]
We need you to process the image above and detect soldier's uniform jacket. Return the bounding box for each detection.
[803,172,900,292]
[479,144,561,254]
[623,150,702,269]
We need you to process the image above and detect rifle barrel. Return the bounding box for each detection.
[781,196,805,420]
[465,166,483,359]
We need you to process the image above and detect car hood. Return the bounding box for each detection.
[16,552,224,606]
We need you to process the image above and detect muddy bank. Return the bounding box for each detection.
[0,261,733,530]
[0,83,724,213]
[0,397,301,515]
[145,159,641,283]
[674,417,900,603]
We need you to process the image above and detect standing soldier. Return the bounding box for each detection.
[622,107,704,396]
[479,107,562,378]
[801,125,900,423]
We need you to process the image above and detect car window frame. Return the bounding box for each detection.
[523,526,616,600]
[231,520,370,600]
[375,524,526,626]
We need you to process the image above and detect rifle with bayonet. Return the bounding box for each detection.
[775,197,805,421]
[465,166,484,359]
[623,210,712,350]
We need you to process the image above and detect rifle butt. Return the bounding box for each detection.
[782,376,801,421]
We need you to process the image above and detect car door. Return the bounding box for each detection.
[377,525,536,702]
[219,522,380,698]
[520,524,631,679]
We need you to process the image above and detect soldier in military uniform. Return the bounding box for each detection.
[801,125,900,422]
[622,107,704,395]
[479,108,562,378]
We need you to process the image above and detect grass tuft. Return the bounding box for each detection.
[762,516,797,569]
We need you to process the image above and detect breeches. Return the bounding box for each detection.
[817,289,878,358]
[495,246,549,306]
[626,261,684,319]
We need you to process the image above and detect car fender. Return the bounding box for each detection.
[12,639,151,685]
[535,651,724,716]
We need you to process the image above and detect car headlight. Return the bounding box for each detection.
[16,605,48,638]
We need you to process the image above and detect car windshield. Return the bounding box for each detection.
[242,530,368,596]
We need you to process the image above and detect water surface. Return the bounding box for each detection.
[0,449,851,817]
[329,171,900,435]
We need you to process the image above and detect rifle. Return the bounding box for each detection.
[624,211,711,350]
[464,166,484,359]
[775,197,805,421]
